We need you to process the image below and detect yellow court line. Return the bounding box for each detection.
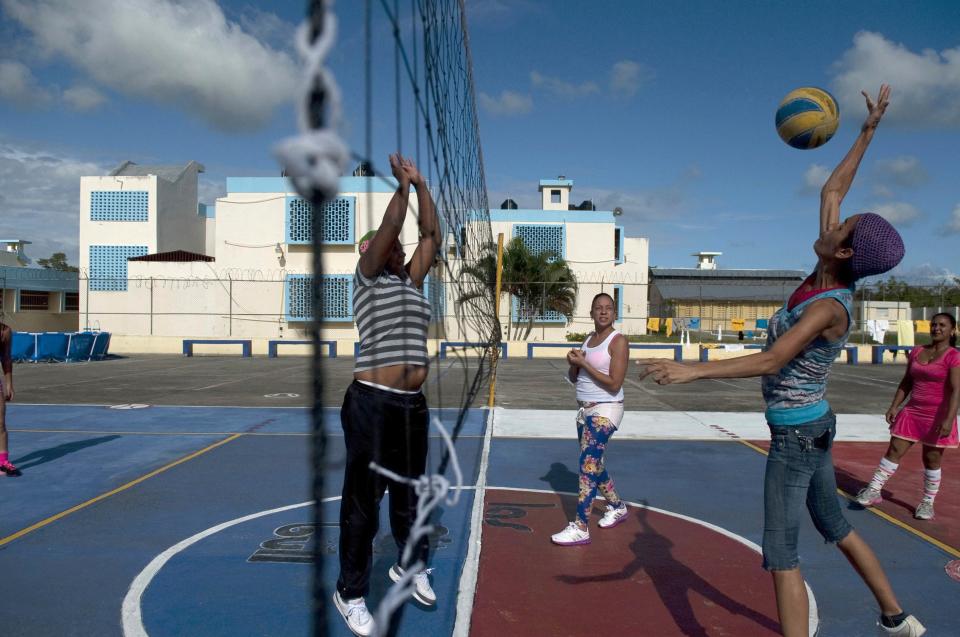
[735,437,960,558]
[0,433,243,548]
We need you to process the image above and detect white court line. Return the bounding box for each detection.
[453,407,495,637]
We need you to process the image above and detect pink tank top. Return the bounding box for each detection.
[575,330,624,402]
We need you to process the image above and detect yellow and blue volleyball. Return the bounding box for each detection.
[775,87,839,149]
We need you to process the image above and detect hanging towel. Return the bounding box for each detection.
[896,319,914,346]
[665,318,673,335]
[647,317,661,332]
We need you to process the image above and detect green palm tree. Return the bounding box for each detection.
[458,237,577,340]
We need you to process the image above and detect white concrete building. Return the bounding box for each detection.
[76,167,649,352]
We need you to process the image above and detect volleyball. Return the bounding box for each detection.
[775,87,839,149]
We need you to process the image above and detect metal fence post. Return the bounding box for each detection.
[228,275,233,336]
[149,277,154,335]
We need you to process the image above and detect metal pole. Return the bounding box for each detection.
[85,274,90,331]
[487,233,504,408]
[228,275,233,336]
[149,277,154,335]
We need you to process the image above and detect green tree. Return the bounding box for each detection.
[459,238,577,340]
[36,252,79,272]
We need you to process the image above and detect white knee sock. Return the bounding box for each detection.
[922,468,942,503]
[868,457,899,491]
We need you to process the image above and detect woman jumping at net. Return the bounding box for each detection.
[551,292,630,546]
[638,85,924,637]
[856,312,959,520]
[333,153,440,637]
[0,320,20,477]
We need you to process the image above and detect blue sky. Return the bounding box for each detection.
[1,0,959,282]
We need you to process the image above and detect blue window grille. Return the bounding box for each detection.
[511,296,567,324]
[285,274,353,321]
[285,196,355,245]
[513,224,565,258]
[613,285,623,322]
[615,226,625,264]
[90,191,149,221]
[89,245,148,291]
[423,275,446,322]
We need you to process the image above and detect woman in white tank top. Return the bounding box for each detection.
[551,293,630,546]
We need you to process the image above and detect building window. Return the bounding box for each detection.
[286,196,356,245]
[550,189,561,204]
[513,224,565,259]
[613,285,623,322]
[89,245,149,291]
[284,274,353,322]
[19,290,50,311]
[614,226,624,264]
[90,191,149,221]
[64,292,80,312]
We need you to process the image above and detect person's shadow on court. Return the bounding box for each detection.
[833,465,916,516]
[13,435,122,471]
[556,500,781,637]
[539,462,579,521]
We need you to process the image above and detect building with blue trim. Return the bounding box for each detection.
[0,240,79,332]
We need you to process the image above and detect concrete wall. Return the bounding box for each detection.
[157,164,206,254]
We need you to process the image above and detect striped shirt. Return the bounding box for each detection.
[353,265,430,373]
[761,286,854,425]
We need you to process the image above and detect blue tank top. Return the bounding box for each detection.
[761,286,854,425]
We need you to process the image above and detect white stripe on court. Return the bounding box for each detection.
[492,408,894,442]
[453,407,495,637]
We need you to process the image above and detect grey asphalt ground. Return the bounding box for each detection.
[9,353,907,413]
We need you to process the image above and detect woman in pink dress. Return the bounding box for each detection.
[857,312,960,519]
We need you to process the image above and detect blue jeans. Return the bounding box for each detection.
[762,411,853,571]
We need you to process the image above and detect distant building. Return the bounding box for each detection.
[649,252,805,333]
[0,240,79,332]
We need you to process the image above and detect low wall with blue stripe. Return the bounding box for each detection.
[11,332,112,362]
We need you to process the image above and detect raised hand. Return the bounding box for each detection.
[397,155,424,187]
[861,84,891,130]
[389,153,410,187]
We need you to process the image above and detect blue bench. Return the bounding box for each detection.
[527,342,683,361]
[440,342,508,359]
[700,344,859,364]
[183,339,252,357]
[268,340,336,358]
[871,345,914,364]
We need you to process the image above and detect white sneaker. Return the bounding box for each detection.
[856,486,882,507]
[878,614,926,636]
[914,501,934,520]
[389,563,437,606]
[598,503,629,529]
[333,590,375,636]
[551,522,590,546]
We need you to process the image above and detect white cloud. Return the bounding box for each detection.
[1,0,298,131]
[945,203,960,234]
[62,85,107,111]
[609,60,653,97]
[530,71,599,98]
[831,31,960,127]
[0,142,109,263]
[874,155,927,187]
[869,201,921,225]
[478,90,533,116]
[0,59,52,107]
[801,163,830,194]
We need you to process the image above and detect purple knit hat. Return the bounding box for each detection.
[850,213,905,280]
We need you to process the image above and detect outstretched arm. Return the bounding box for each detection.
[820,84,890,234]
[637,299,843,384]
[403,160,441,288]
[359,154,411,279]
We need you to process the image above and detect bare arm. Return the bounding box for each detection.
[404,171,441,288]
[571,335,628,393]
[638,300,843,384]
[359,154,411,279]
[885,360,914,424]
[820,84,890,234]
[938,365,960,437]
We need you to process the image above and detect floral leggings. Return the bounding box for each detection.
[576,401,625,525]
